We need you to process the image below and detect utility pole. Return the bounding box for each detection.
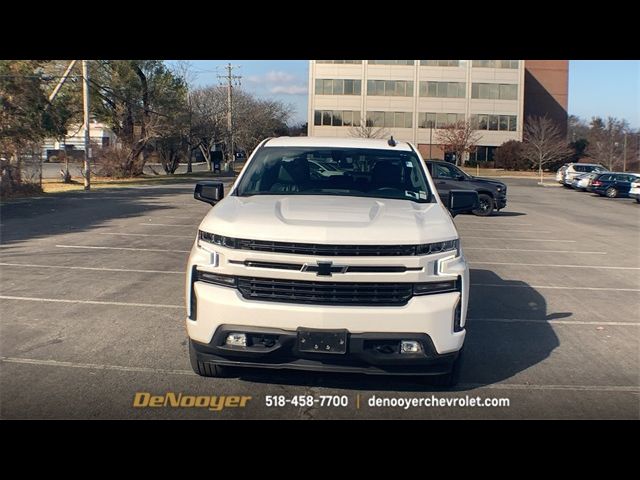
[622,131,627,172]
[218,63,241,174]
[82,60,91,190]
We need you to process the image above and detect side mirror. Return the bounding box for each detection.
[194,181,224,205]
[448,190,479,217]
[457,174,466,181]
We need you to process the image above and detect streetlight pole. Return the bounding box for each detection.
[429,123,433,159]
[623,132,627,172]
[82,60,91,191]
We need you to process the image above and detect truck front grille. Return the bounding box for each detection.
[236,277,414,306]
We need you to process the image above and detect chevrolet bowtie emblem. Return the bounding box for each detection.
[301,261,349,276]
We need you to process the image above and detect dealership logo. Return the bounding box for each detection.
[133,392,252,411]
[301,261,348,276]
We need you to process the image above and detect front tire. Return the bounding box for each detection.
[472,193,494,216]
[189,339,232,377]
[605,187,618,198]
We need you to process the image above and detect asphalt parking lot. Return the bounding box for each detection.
[1,178,639,419]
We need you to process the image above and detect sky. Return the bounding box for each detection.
[170,60,640,128]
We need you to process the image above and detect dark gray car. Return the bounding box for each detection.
[426,161,507,216]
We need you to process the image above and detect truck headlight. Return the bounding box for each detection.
[196,231,220,266]
[416,239,459,256]
[198,230,237,248]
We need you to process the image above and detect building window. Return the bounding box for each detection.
[418,112,465,128]
[316,60,362,64]
[315,79,362,95]
[468,146,497,163]
[420,60,460,67]
[314,110,361,127]
[470,114,518,131]
[472,60,519,69]
[366,111,413,128]
[368,60,414,65]
[471,83,518,100]
[419,81,466,98]
[366,80,413,96]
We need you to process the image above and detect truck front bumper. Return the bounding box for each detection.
[191,325,460,376]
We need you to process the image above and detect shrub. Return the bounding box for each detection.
[93,147,140,178]
[0,158,43,199]
[494,140,530,170]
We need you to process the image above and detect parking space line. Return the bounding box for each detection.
[0,357,194,376]
[464,236,576,243]
[459,383,640,393]
[0,295,185,308]
[2,356,638,393]
[0,262,182,274]
[97,232,193,239]
[470,262,639,270]
[473,284,640,292]
[55,245,190,253]
[464,247,606,254]
[469,318,639,326]
[139,223,196,227]
[456,222,533,227]
[458,228,551,234]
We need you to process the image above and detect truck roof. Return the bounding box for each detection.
[264,136,413,152]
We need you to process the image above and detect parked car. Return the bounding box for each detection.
[587,172,640,198]
[571,172,599,191]
[556,165,569,184]
[187,137,479,386]
[561,163,607,187]
[628,179,640,203]
[425,160,507,216]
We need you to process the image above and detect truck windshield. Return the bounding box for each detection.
[234,147,433,203]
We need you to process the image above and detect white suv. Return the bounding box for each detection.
[185,137,478,386]
[560,163,607,186]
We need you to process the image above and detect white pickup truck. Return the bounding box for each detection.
[185,137,478,386]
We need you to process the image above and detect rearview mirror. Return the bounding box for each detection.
[448,190,479,217]
[194,181,224,205]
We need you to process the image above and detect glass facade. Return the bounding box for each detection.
[366,111,413,128]
[315,79,361,95]
[419,81,466,98]
[366,80,413,96]
[418,112,465,128]
[314,110,361,127]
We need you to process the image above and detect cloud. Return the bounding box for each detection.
[246,70,307,95]
[270,85,308,95]
[247,70,296,84]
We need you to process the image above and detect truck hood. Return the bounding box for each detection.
[198,195,458,245]
[468,176,506,190]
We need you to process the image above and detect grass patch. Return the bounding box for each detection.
[461,167,554,178]
[41,172,234,193]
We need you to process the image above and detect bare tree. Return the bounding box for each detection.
[434,120,481,166]
[348,118,390,139]
[522,115,573,184]
[171,61,200,173]
[232,90,292,156]
[190,86,227,171]
[586,116,628,170]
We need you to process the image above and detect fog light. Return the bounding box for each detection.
[400,340,422,354]
[225,333,247,347]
